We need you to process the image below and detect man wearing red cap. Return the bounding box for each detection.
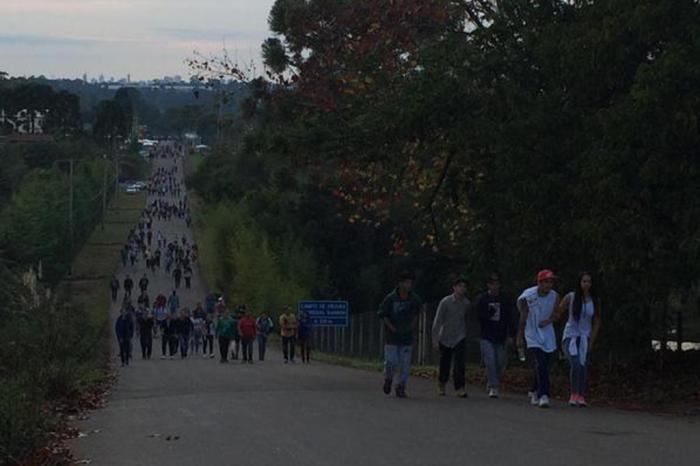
[516,269,560,408]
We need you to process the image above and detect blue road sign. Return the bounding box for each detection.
[298,300,349,327]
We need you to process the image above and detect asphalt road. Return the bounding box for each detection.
[68,151,700,466]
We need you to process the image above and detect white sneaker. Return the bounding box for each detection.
[528,391,539,405]
[160,355,165,360]
[488,388,499,399]
[538,395,550,408]
[202,354,208,359]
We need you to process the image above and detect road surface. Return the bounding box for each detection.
[68,151,699,466]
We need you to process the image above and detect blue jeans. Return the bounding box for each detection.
[480,339,505,389]
[179,334,189,358]
[384,344,412,387]
[563,338,587,395]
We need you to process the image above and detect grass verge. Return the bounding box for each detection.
[313,349,700,415]
[0,189,145,465]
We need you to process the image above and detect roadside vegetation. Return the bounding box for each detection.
[188,0,700,407]
[0,78,148,463]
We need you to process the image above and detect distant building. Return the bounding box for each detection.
[0,108,49,134]
[184,132,201,147]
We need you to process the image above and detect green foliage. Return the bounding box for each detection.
[0,82,81,136]
[189,0,700,360]
[0,261,109,462]
[93,99,128,141]
[196,201,325,318]
[0,155,111,283]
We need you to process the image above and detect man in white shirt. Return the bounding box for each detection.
[516,269,560,408]
[431,277,471,398]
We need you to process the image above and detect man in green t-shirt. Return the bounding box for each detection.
[215,309,235,363]
[378,270,422,398]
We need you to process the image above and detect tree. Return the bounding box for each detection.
[92,99,128,142]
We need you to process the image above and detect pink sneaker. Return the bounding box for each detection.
[577,395,588,407]
[568,394,578,406]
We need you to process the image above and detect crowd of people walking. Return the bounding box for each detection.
[381,268,601,407]
[114,139,602,411]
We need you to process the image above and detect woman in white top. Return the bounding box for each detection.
[557,272,602,407]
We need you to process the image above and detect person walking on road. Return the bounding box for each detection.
[216,310,235,363]
[161,314,178,359]
[137,290,150,309]
[176,309,193,359]
[279,307,298,363]
[110,276,120,302]
[115,307,134,367]
[191,310,205,356]
[120,245,128,267]
[475,272,516,399]
[203,314,215,358]
[123,274,134,299]
[230,307,242,360]
[378,270,422,398]
[139,273,149,294]
[214,297,226,317]
[256,312,274,361]
[516,269,560,408]
[167,290,180,316]
[237,307,257,364]
[298,311,313,364]
[558,272,602,407]
[154,297,167,338]
[173,266,182,289]
[431,277,470,398]
[184,266,193,289]
[137,310,154,360]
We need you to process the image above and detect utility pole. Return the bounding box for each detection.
[68,157,75,260]
[101,153,108,230]
[112,132,119,208]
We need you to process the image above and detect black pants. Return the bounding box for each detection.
[203,335,214,354]
[111,288,118,301]
[530,348,552,398]
[118,338,132,365]
[162,336,177,356]
[218,336,231,362]
[282,336,296,361]
[185,277,191,288]
[299,337,311,362]
[140,333,152,359]
[257,335,267,360]
[241,338,254,361]
[438,339,466,390]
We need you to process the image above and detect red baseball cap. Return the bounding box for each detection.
[537,269,557,282]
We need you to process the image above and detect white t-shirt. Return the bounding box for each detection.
[518,286,558,353]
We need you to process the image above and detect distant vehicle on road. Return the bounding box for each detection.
[124,180,146,193]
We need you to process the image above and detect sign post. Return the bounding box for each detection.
[298,300,349,328]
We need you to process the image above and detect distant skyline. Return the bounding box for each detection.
[0,0,276,80]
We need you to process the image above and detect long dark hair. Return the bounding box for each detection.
[572,271,597,321]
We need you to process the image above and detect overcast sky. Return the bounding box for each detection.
[0,0,276,80]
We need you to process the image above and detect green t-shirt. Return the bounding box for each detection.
[378,289,422,345]
[216,315,236,338]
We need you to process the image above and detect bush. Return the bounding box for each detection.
[0,264,109,462]
[196,201,326,318]
[0,378,47,462]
